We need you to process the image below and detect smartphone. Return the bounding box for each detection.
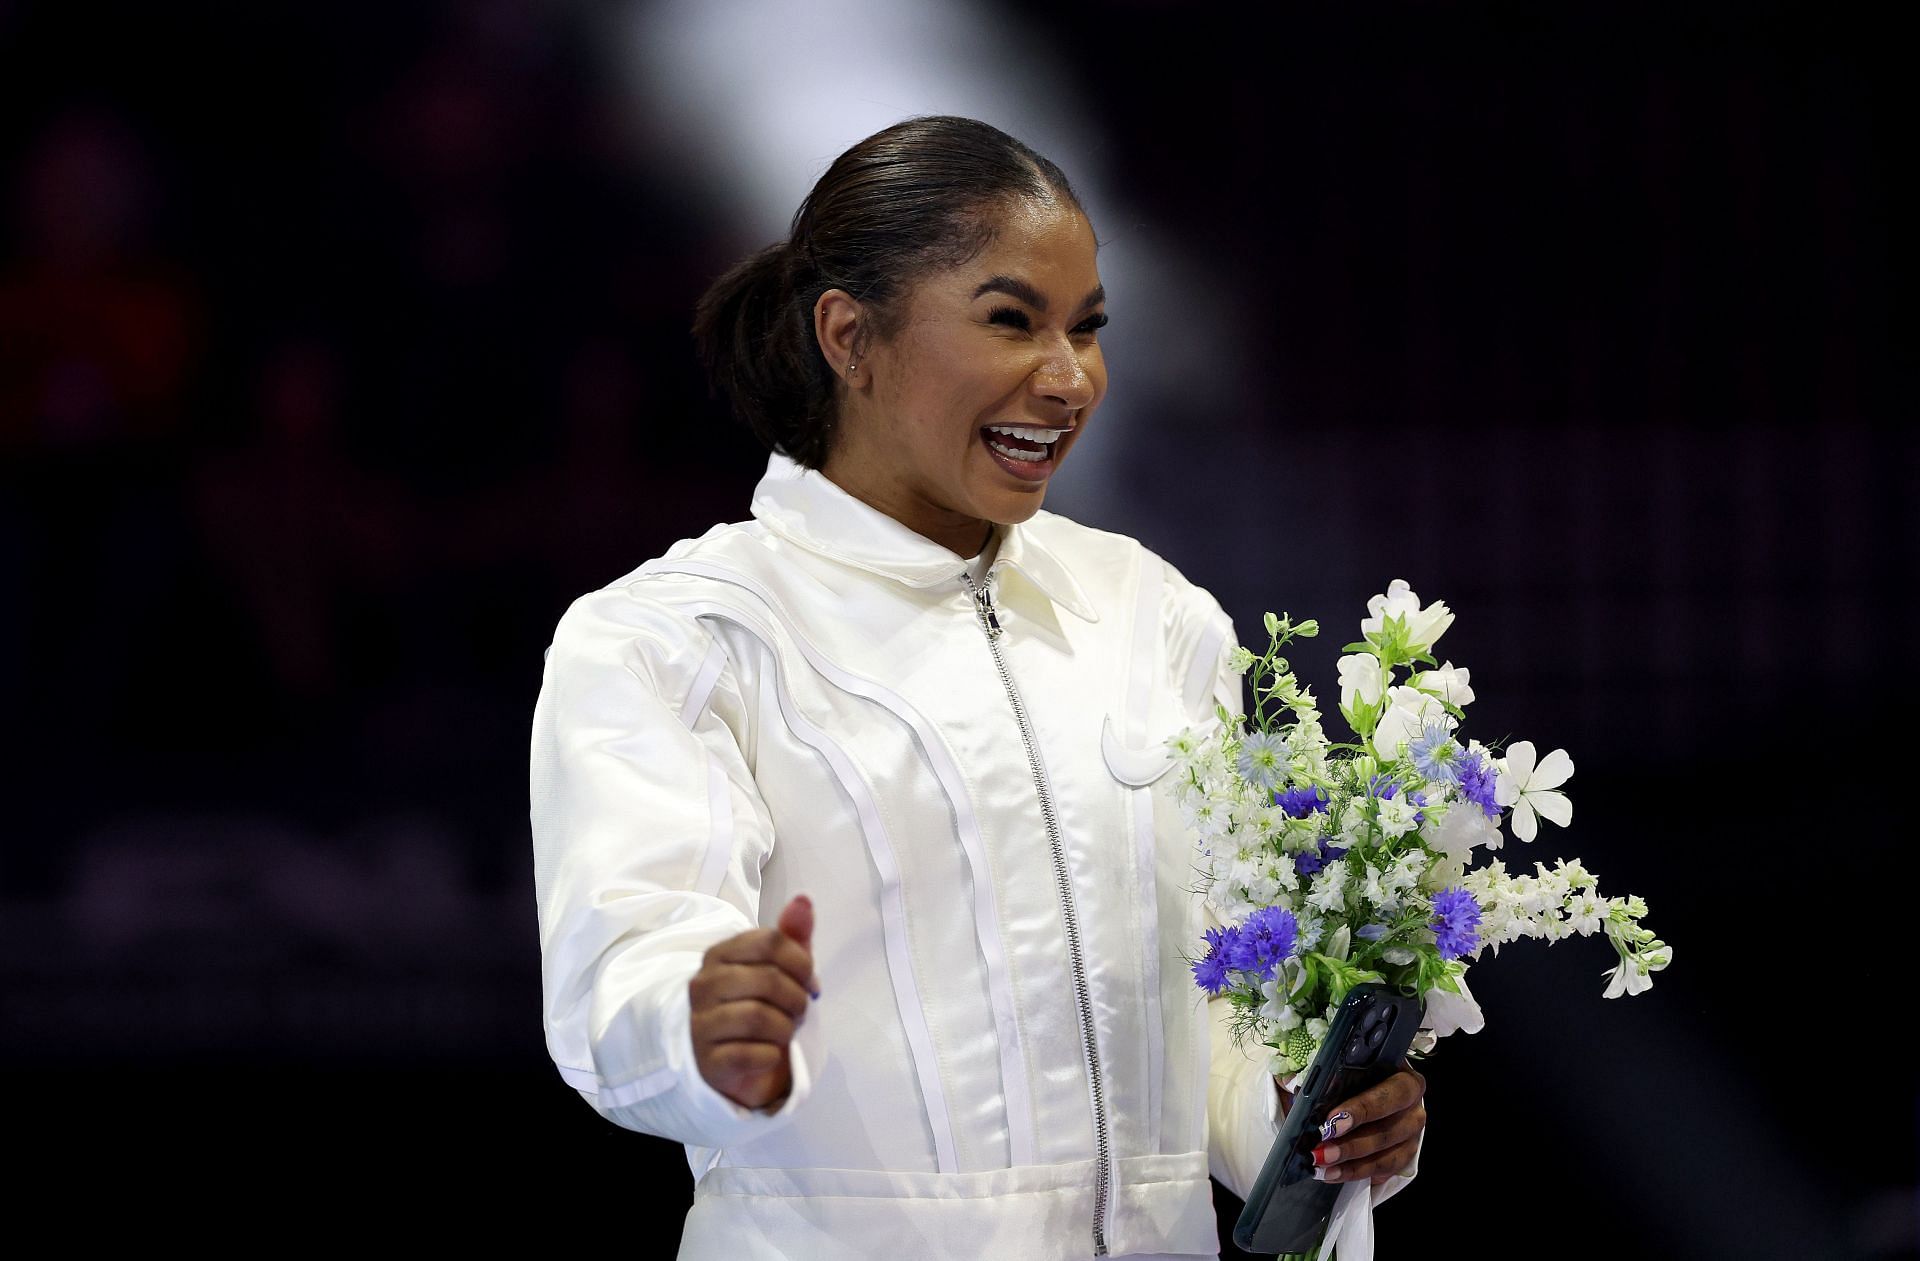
[1231,982,1424,1255]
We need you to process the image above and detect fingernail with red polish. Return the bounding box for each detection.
[1312,1144,1328,1166]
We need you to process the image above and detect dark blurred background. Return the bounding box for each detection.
[1,1,1909,1255]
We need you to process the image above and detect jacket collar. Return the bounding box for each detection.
[749,451,1099,622]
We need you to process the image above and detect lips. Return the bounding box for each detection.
[983,422,1075,481]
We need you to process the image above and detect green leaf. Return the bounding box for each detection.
[1341,641,1373,655]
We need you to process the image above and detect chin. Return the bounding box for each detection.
[988,496,1047,527]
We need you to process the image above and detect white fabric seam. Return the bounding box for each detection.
[639,558,1040,1169]
[1128,551,1166,1157]
[663,594,962,1174]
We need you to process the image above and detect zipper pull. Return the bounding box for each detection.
[969,576,1004,638]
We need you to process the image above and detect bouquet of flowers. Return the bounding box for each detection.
[1175,579,1671,1084]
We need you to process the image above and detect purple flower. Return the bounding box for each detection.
[1192,924,1236,994]
[1228,906,1300,981]
[1429,886,1483,961]
[1293,836,1349,877]
[1457,751,1501,821]
[1273,784,1330,819]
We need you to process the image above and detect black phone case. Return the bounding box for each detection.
[1231,982,1424,1255]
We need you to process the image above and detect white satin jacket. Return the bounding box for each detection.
[529,452,1411,1259]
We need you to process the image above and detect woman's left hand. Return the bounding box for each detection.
[1278,1063,1426,1186]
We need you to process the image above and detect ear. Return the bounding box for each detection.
[813,288,866,384]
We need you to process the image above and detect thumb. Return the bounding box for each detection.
[776,894,821,997]
[777,893,814,948]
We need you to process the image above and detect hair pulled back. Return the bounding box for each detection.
[691,116,1085,470]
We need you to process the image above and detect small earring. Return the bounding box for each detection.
[846,356,858,378]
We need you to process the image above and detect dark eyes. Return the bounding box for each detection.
[987,307,1109,336]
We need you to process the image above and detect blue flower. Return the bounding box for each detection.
[1429,886,1482,961]
[1408,722,1461,784]
[1273,784,1330,819]
[1456,751,1502,820]
[1228,906,1300,981]
[1355,922,1390,941]
[1236,732,1288,792]
[1293,835,1349,877]
[1191,924,1237,995]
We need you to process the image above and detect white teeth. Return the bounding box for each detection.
[985,424,1064,445]
[986,437,1048,462]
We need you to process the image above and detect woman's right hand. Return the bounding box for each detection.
[690,893,820,1110]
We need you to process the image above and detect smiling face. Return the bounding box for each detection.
[818,196,1108,558]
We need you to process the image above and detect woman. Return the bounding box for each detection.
[528,116,1426,1260]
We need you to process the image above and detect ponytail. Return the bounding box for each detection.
[691,240,835,470]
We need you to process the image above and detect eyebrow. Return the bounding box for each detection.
[972,275,1106,313]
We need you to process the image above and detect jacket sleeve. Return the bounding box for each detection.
[1163,565,1423,1207]
[528,583,819,1149]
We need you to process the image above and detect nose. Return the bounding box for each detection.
[1031,337,1099,412]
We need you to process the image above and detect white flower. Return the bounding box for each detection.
[1553,857,1597,892]
[1565,891,1605,936]
[1410,661,1475,709]
[1532,863,1571,905]
[1602,957,1654,999]
[1386,851,1426,899]
[1420,974,1485,1038]
[1208,880,1254,923]
[1372,685,1453,761]
[1306,861,1349,914]
[1431,799,1501,863]
[1494,741,1574,843]
[1180,795,1230,840]
[1337,653,1386,709]
[1361,579,1455,652]
[1259,977,1292,1024]
[1375,794,1419,840]
[1167,729,1201,766]
[1360,863,1395,912]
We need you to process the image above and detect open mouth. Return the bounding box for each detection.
[979,424,1065,482]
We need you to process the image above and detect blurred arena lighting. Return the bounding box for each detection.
[601,0,1244,521]
[616,0,1105,243]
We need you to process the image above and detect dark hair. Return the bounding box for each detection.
[691,116,1087,470]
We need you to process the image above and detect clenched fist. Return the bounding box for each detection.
[690,894,820,1110]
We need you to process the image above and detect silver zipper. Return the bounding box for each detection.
[962,570,1113,1257]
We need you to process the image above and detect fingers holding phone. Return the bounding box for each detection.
[1311,1062,1427,1185]
[690,893,820,1110]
